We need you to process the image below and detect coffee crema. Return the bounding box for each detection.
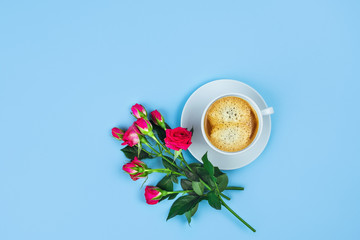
[204,96,259,152]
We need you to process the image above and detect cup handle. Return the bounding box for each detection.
[261,107,274,116]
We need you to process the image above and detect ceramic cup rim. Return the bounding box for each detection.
[200,93,264,155]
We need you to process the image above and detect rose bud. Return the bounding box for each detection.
[112,127,124,140]
[144,186,165,205]
[131,104,147,119]
[121,123,141,147]
[135,118,154,136]
[150,110,166,130]
[122,157,148,181]
[164,127,192,151]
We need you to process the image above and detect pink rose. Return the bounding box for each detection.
[122,157,148,181]
[135,118,153,135]
[164,127,192,151]
[144,186,163,205]
[131,104,147,119]
[112,127,124,140]
[150,110,166,129]
[122,123,141,147]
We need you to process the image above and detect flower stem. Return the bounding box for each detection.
[180,158,192,171]
[178,152,192,170]
[143,141,161,156]
[168,190,192,194]
[153,137,176,157]
[219,197,256,232]
[143,141,181,171]
[199,179,212,190]
[220,193,231,200]
[150,169,185,176]
[226,187,244,191]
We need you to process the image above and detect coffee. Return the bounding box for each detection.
[204,96,259,152]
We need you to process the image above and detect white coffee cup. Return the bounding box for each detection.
[200,93,274,155]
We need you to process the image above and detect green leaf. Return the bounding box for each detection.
[202,152,214,177]
[189,163,202,168]
[181,179,193,191]
[216,174,229,192]
[170,174,178,184]
[190,203,199,216]
[156,175,173,192]
[167,195,201,220]
[214,167,224,177]
[121,145,153,160]
[196,167,216,189]
[189,127,194,135]
[188,163,202,175]
[185,203,199,225]
[184,168,199,182]
[185,211,191,225]
[207,191,221,210]
[167,193,179,200]
[192,181,204,195]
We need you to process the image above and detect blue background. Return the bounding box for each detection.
[1,0,359,239]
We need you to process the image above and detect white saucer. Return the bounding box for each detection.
[180,79,272,170]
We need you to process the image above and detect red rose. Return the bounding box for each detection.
[135,118,153,135]
[122,157,148,181]
[131,103,147,119]
[164,127,192,151]
[150,110,166,130]
[122,123,141,147]
[111,127,124,140]
[144,186,163,205]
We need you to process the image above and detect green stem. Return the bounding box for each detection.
[168,190,192,194]
[143,141,181,171]
[143,141,161,156]
[178,152,192,170]
[161,156,182,171]
[150,169,185,176]
[152,137,173,155]
[199,179,212,190]
[180,157,192,170]
[220,198,256,232]
[226,187,244,191]
[220,193,231,200]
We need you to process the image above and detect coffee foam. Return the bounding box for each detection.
[204,96,258,152]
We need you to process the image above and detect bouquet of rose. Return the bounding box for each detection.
[112,104,256,232]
